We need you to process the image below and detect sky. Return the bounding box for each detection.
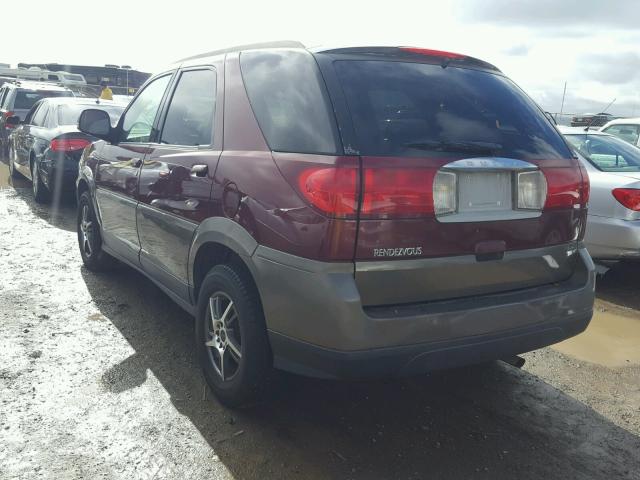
[2,0,639,117]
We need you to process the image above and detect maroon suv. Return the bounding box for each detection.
[76,42,595,406]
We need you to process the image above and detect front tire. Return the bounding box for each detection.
[31,160,50,204]
[8,146,20,179]
[77,191,115,271]
[196,264,272,408]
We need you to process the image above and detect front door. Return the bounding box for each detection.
[94,73,173,265]
[136,67,221,300]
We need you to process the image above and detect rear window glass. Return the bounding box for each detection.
[240,50,339,154]
[334,60,572,160]
[564,133,640,172]
[14,90,73,110]
[57,104,125,126]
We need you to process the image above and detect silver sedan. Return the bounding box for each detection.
[559,126,640,261]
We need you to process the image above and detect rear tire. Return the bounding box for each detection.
[77,191,115,271]
[196,263,272,408]
[31,159,50,204]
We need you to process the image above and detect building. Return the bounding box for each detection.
[17,63,150,94]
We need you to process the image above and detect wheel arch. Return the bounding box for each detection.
[189,218,260,304]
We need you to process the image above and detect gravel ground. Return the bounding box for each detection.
[1,163,639,480]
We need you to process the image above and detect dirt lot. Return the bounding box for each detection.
[0,158,639,480]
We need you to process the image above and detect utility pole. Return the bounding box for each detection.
[559,81,567,120]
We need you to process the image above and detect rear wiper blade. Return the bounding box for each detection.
[404,140,502,154]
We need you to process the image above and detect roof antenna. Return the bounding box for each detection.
[585,98,616,132]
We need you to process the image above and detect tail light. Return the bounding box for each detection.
[541,167,583,209]
[612,188,640,211]
[50,138,91,152]
[297,167,359,218]
[297,166,436,219]
[361,168,435,218]
[3,111,16,129]
[399,47,466,60]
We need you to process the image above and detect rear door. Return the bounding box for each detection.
[322,53,587,306]
[136,66,221,299]
[94,73,173,265]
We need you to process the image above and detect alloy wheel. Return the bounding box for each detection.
[205,292,242,381]
[31,163,39,197]
[79,204,93,258]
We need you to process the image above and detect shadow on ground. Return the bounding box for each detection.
[80,265,640,480]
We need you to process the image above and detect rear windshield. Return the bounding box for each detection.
[14,90,73,110]
[333,60,572,160]
[564,133,640,172]
[240,50,339,154]
[57,104,124,126]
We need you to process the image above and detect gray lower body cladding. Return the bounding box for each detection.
[252,246,595,379]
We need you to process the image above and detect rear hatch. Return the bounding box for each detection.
[317,49,588,306]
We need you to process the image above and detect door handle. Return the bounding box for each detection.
[131,157,142,168]
[191,164,208,177]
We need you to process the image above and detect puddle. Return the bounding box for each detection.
[553,305,640,367]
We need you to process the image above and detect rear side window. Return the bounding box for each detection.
[333,60,572,160]
[57,104,124,126]
[240,50,339,154]
[160,69,216,146]
[31,103,49,126]
[564,134,640,172]
[14,90,72,110]
[602,124,640,145]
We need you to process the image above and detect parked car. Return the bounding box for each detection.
[7,97,125,202]
[0,81,74,156]
[559,126,640,261]
[599,118,640,148]
[571,112,616,127]
[75,42,595,407]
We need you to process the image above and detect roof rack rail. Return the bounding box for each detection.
[177,40,305,63]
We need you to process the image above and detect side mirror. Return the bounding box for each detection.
[6,115,21,126]
[78,109,112,141]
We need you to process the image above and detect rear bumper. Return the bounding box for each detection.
[253,245,595,379]
[585,215,640,260]
[39,156,79,191]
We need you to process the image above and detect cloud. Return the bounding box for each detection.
[461,0,640,30]
[502,44,530,56]
[578,52,640,85]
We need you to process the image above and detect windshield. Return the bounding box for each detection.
[564,133,640,171]
[14,90,73,110]
[57,104,124,126]
[333,60,573,160]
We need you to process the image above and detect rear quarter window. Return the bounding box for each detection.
[240,50,339,154]
[333,60,572,160]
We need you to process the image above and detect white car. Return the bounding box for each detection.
[600,118,640,148]
[559,126,640,261]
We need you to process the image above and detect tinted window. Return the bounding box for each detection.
[0,88,8,109]
[24,102,42,124]
[57,104,124,126]
[14,90,73,110]
[602,124,640,145]
[334,60,573,160]
[120,74,171,143]
[160,69,216,146]
[564,134,640,172]
[240,50,338,154]
[31,103,49,126]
